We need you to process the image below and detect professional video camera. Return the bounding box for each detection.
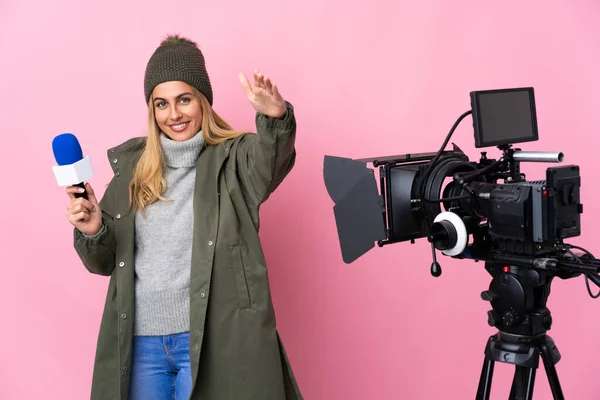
[323,87,600,399]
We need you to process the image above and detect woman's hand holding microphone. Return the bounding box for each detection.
[66,183,103,236]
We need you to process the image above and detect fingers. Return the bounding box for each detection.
[253,70,261,89]
[66,185,86,200]
[253,70,272,93]
[241,70,279,97]
[67,202,91,224]
[272,84,282,100]
[238,72,252,95]
[69,211,91,225]
[85,183,99,205]
[66,183,100,205]
[263,75,274,95]
[68,201,95,215]
[65,183,102,230]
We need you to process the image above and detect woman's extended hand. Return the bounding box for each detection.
[66,183,103,236]
[239,70,286,119]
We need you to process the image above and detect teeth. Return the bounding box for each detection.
[173,123,187,129]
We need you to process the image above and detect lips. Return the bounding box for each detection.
[169,122,189,133]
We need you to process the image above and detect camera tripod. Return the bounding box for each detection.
[474,262,566,400]
[476,331,562,399]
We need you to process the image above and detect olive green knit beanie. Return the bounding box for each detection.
[144,34,213,105]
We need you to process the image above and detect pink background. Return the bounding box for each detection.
[1,1,600,399]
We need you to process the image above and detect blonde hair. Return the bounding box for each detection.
[128,87,245,215]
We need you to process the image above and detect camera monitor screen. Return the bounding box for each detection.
[471,87,538,148]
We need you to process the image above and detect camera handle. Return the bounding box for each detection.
[430,243,442,277]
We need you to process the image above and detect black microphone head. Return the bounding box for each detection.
[52,133,83,166]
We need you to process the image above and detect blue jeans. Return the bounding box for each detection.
[128,331,193,400]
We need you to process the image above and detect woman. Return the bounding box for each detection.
[65,34,302,400]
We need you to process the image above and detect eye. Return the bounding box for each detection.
[154,101,167,109]
[179,97,191,104]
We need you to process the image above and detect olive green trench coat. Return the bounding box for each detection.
[73,102,303,400]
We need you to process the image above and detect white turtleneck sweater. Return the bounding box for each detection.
[133,131,204,336]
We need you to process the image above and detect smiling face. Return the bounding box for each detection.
[152,81,203,141]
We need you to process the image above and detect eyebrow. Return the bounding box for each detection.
[153,92,193,102]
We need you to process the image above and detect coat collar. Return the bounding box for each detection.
[104,134,234,219]
[106,135,232,176]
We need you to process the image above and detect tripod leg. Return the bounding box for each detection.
[475,358,495,400]
[476,335,498,400]
[540,343,564,400]
[509,366,536,400]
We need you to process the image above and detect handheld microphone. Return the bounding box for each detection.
[52,133,94,200]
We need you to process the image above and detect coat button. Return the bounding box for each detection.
[194,344,200,351]
[113,158,118,164]
[119,262,125,267]
[200,293,206,298]
[122,366,128,373]
[121,313,127,319]
[116,214,121,219]
[116,171,120,177]
[208,240,213,246]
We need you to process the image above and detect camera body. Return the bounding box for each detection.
[456,165,582,256]
[384,145,582,260]
[323,87,583,264]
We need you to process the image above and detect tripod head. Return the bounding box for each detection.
[480,242,600,334]
[482,263,565,338]
[471,248,600,399]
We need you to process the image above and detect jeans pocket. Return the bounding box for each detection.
[228,243,252,309]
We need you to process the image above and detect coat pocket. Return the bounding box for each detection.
[228,244,252,309]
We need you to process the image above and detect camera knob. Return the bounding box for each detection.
[504,311,516,326]
[542,314,553,330]
[487,310,501,327]
[481,290,497,302]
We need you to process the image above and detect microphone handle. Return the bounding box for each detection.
[74,182,89,200]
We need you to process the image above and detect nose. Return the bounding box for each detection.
[169,104,182,121]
